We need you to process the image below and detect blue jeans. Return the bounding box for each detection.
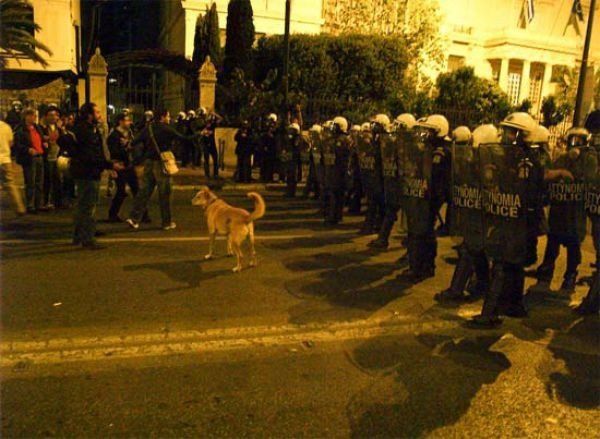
[23,155,44,210]
[130,160,172,226]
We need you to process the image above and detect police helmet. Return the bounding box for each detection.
[527,125,550,145]
[332,116,349,134]
[565,126,590,148]
[144,110,154,121]
[11,100,22,108]
[267,113,278,123]
[361,122,371,132]
[187,110,196,118]
[288,122,301,134]
[500,112,537,138]
[371,114,391,132]
[322,120,334,131]
[395,113,417,130]
[350,124,361,132]
[309,124,322,133]
[452,126,472,144]
[178,111,186,119]
[416,114,450,138]
[472,124,499,148]
[198,107,208,116]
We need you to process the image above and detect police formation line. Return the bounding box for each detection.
[284,111,600,327]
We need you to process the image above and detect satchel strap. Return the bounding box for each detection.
[148,124,162,156]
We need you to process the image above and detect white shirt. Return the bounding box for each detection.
[0,120,14,165]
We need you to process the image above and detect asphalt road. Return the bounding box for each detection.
[1,185,598,437]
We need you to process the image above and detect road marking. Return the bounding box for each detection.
[0,231,354,245]
[0,316,456,368]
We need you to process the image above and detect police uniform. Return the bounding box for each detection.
[323,132,352,225]
[357,131,385,234]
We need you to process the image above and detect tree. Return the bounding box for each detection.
[435,67,511,126]
[203,2,221,67]
[192,13,205,68]
[224,0,255,81]
[193,2,221,70]
[0,0,52,69]
[322,0,444,73]
[541,95,570,128]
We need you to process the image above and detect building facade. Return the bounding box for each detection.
[1,0,82,113]
[161,0,598,115]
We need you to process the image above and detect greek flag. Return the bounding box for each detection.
[524,0,535,23]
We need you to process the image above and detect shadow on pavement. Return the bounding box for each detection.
[346,334,509,438]
[124,260,231,294]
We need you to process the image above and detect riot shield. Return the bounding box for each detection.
[322,131,337,187]
[401,135,433,235]
[479,143,529,264]
[585,147,600,225]
[547,148,594,241]
[356,131,379,193]
[450,142,484,250]
[381,132,402,207]
[310,129,324,181]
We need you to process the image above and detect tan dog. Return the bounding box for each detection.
[192,186,266,272]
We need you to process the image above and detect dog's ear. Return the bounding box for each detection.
[206,189,218,203]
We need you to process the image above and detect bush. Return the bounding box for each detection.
[541,95,571,127]
[252,33,410,123]
[434,67,511,127]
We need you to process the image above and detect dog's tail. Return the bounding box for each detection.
[247,192,266,222]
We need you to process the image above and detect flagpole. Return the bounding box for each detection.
[573,0,596,126]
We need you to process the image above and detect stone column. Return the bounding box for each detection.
[541,63,554,102]
[519,60,531,104]
[87,47,108,120]
[498,58,509,93]
[199,56,217,112]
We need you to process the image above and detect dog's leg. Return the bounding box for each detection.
[227,234,234,257]
[232,241,243,273]
[248,222,257,267]
[205,231,217,260]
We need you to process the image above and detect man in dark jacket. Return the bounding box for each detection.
[14,109,46,213]
[107,113,139,222]
[70,103,123,250]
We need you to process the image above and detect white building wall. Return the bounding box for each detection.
[3,0,80,73]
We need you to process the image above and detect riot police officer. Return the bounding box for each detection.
[402,114,450,281]
[358,115,387,235]
[283,122,301,197]
[436,124,496,303]
[347,124,364,214]
[260,113,278,182]
[303,124,323,201]
[534,127,593,292]
[323,116,352,225]
[369,113,416,249]
[471,112,541,327]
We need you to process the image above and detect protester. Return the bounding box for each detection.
[41,105,63,209]
[126,108,197,231]
[14,109,46,213]
[0,118,26,216]
[70,103,124,250]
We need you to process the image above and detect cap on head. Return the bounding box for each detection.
[395,113,417,130]
[452,126,472,143]
[416,114,450,138]
[472,124,499,148]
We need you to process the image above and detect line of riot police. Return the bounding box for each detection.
[295,109,599,327]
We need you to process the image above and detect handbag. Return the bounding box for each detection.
[149,124,179,176]
[56,155,71,173]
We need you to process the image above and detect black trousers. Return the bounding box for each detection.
[236,154,252,182]
[362,190,385,232]
[481,261,525,317]
[203,139,219,178]
[537,234,581,282]
[109,168,139,219]
[285,162,297,197]
[324,187,345,224]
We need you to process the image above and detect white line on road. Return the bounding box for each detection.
[0,316,456,368]
[0,231,354,246]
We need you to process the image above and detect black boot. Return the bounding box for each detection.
[435,252,473,303]
[574,272,599,315]
[560,272,577,293]
[470,263,504,328]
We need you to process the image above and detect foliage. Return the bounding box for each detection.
[322,0,444,73]
[514,99,532,113]
[0,0,52,69]
[434,67,511,127]
[192,2,221,70]
[252,33,410,123]
[105,49,198,78]
[540,95,571,127]
[224,0,255,81]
